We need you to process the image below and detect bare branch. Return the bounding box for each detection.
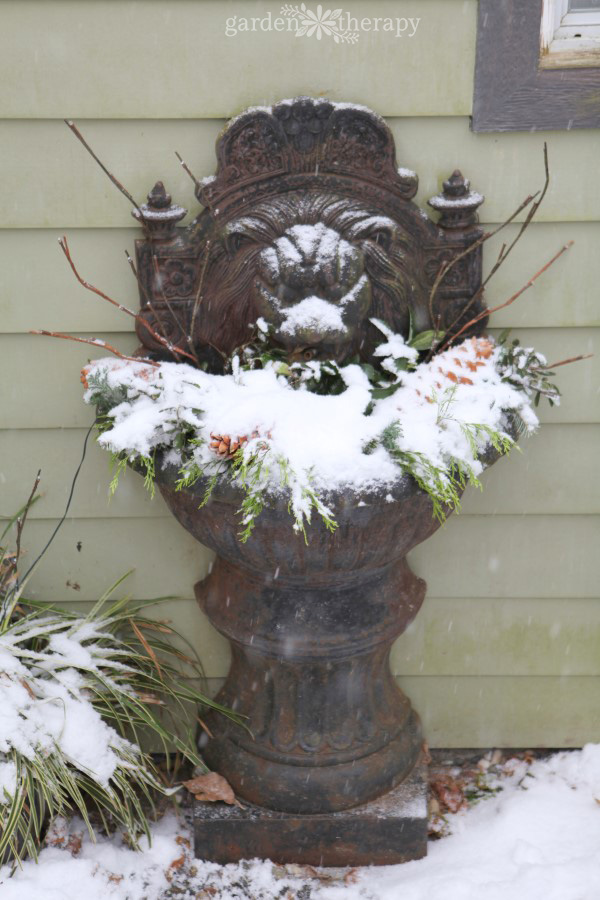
[427,191,538,328]
[175,151,202,192]
[14,471,41,571]
[447,240,574,348]
[534,353,593,371]
[65,120,144,218]
[59,237,137,318]
[30,330,160,366]
[433,143,552,355]
[58,235,197,363]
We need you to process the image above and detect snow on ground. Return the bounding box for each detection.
[2,745,600,899]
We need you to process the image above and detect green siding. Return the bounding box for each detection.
[1,425,598,519]
[0,1,476,119]
[2,118,600,227]
[1,0,598,747]
[3,224,599,333]
[3,329,597,428]
[14,515,600,604]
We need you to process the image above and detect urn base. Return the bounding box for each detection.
[193,756,427,867]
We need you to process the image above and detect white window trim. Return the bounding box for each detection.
[540,0,600,67]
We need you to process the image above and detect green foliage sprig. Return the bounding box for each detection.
[496,330,561,408]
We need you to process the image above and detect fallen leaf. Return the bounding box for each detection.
[430,774,467,814]
[66,833,82,856]
[20,678,36,700]
[344,867,359,885]
[183,772,237,805]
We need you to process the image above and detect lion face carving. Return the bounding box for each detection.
[195,191,427,364]
[254,222,371,358]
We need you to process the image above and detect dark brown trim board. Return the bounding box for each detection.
[472,0,600,132]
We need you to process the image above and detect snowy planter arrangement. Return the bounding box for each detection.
[46,98,582,866]
[82,326,550,541]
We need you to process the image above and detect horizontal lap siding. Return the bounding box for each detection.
[13,515,600,603]
[0,1,476,119]
[3,328,597,427]
[1,0,598,747]
[2,119,600,227]
[1,425,599,518]
[3,223,599,333]
[63,596,600,678]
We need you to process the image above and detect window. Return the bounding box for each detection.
[540,0,600,67]
[472,0,600,132]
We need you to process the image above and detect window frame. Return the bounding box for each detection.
[472,0,600,132]
[540,0,600,68]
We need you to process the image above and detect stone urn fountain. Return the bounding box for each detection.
[131,98,489,866]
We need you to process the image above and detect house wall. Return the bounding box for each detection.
[1,0,598,747]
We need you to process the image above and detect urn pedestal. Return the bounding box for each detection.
[128,97,493,865]
[157,468,447,865]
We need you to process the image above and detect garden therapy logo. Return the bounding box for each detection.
[224,5,421,41]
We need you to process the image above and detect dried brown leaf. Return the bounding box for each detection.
[430,774,467,814]
[183,772,237,805]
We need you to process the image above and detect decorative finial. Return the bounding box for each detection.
[132,181,187,238]
[146,181,172,209]
[428,170,484,230]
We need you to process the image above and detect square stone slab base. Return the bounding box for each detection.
[193,761,427,867]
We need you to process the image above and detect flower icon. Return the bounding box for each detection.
[296,5,342,40]
[281,4,358,43]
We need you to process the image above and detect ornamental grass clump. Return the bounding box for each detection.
[0,504,237,866]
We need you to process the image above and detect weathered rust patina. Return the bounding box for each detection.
[132,98,488,864]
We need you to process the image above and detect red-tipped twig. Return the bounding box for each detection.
[30,330,160,366]
[14,471,41,571]
[448,241,574,348]
[149,253,199,361]
[123,249,198,364]
[65,119,144,218]
[427,192,538,334]
[190,239,211,345]
[535,353,593,371]
[59,235,197,363]
[432,144,551,356]
[175,151,202,192]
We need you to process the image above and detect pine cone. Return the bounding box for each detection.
[209,433,248,459]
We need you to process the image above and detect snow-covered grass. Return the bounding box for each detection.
[2,746,599,899]
[0,587,237,863]
[82,329,556,539]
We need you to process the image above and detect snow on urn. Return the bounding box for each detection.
[127,98,495,866]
